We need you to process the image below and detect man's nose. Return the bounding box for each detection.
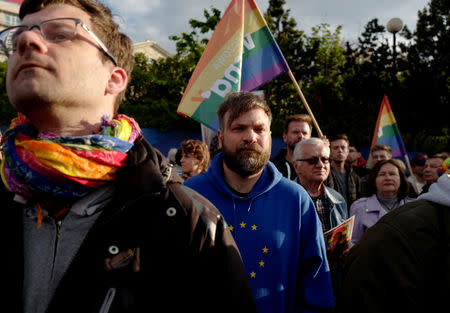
[15,27,48,57]
[243,129,257,143]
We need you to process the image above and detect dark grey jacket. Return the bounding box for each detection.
[336,198,450,313]
[2,138,257,313]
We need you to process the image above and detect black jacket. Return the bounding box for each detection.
[271,148,297,180]
[2,138,257,313]
[325,166,361,207]
[336,199,450,313]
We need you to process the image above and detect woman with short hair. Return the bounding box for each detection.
[350,159,415,242]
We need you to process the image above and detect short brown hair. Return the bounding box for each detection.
[428,153,446,161]
[367,159,409,200]
[181,140,210,173]
[19,0,134,111]
[217,91,272,131]
[284,114,312,133]
[371,144,392,158]
[330,133,349,144]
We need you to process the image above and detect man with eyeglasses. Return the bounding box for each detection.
[293,138,348,234]
[0,1,257,313]
[293,137,349,298]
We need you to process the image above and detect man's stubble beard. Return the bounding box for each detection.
[222,137,271,178]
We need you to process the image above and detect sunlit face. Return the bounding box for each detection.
[6,5,114,122]
[294,143,330,185]
[423,158,444,184]
[375,163,401,197]
[180,153,201,179]
[219,108,272,178]
[283,121,311,151]
[330,139,349,163]
[372,150,391,164]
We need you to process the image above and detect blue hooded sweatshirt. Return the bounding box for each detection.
[184,153,334,313]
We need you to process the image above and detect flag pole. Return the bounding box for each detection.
[287,70,323,137]
[404,153,420,194]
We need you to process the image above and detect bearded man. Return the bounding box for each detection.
[184,91,334,313]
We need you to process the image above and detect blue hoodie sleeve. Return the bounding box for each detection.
[295,194,335,312]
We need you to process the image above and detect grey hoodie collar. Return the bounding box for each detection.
[418,174,450,207]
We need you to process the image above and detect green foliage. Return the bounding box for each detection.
[0,60,15,127]
[119,7,221,132]
[0,0,447,154]
[118,0,448,153]
[120,53,198,131]
[401,0,450,152]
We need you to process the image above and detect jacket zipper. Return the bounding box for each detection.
[98,288,116,313]
[47,192,160,310]
[51,220,63,276]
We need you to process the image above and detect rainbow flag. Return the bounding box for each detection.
[370,95,407,158]
[177,0,289,130]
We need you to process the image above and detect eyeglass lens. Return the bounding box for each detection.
[1,19,77,53]
[301,157,330,165]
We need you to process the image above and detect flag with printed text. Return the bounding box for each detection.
[177,0,289,131]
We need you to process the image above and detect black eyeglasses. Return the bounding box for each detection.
[0,17,117,65]
[296,157,330,165]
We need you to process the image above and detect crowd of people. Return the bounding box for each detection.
[0,1,448,313]
[166,92,449,312]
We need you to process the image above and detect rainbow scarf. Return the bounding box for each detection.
[1,113,141,203]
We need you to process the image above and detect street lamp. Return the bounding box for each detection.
[386,18,403,73]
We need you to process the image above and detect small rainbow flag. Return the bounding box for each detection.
[177,0,289,130]
[370,95,407,158]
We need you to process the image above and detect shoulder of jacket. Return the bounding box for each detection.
[168,182,225,226]
[325,186,345,203]
[275,177,306,196]
[351,196,371,208]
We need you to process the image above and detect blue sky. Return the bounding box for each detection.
[103,0,430,54]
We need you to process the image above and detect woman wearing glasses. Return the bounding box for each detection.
[350,159,415,242]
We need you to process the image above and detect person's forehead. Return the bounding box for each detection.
[302,143,329,155]
[330,139,347,147]
[379,163,398,172]
[373,150,388,155]
[288,120,310,131]
[22,4,91,25]
[227,108,270,126]
[427,158,444,165]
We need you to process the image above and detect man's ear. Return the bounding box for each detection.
[293,157,300,173]
[218,130,223,149]
[105,67,128,95]
[282,132,287,143]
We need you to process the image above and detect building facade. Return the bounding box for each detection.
[0,0,20,30]
[132,40,172,61]
[0,0,21,61]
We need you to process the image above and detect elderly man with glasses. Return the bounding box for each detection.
[293,138,348,233]
[0,1,257,313]
[293,137,349,298]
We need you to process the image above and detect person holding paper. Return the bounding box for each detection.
[293,137,350,298]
